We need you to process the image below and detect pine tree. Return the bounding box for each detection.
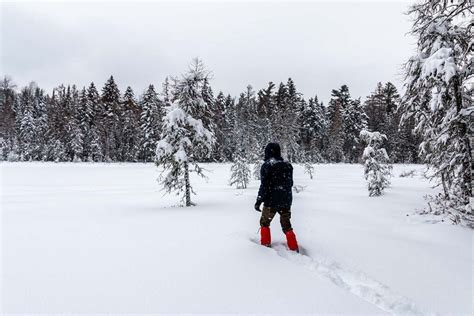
[139,84,162,162]
[327,88,346,162]
[229,150,251,189]
[211,91,227,161]
[343,98,368,162]
[0,77,17,160]
[100,76,121,161]
[17,83,37,160]
[122,86,140,161]
[222,94,236,161]
[86,83,103,161]
[360,130,392,196]
[67,85,84,161]
[402,0,473,225]
[155,59,215,206]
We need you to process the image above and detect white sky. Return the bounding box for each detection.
[1,0,416,103]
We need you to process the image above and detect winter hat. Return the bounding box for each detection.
[264,143,282,161]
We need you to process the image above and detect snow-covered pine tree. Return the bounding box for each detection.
[0,76,17,160]
[100,76,121,161]
[211,91,227,161]
[327,93,345,162]
[67,85,84,161]
[299,97,326,163]
[139,84,162,162]
[222,94,236,161]
[343,98,368,163]
[360,130,392,196]
[229,150,251,189]
[235,85,261,177]
[200,78,217,162]
[17,83,37,160]
[401,0,473,225]
[255,81,275,155]
[86,83,103,161]
[271,79,301,162]
[122,86,140,161]
[155,59,215,207]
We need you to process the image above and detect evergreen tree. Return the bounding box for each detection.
[139,84,162,162]
[0,77,17,160]
[327,88,346,162]
[360,130,392,196]
[122,86,140,161]
[343,98,368,162]
[100,76,121,161]
[211,91,227,161]
[17,83,38,160]
[155,59,215,206]
[229,150,251,189]
[86,83,103,161]
[67,85,84,161]
[402,0,473,225]
[222,94,236,161]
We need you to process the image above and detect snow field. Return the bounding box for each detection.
[1,163,472,314]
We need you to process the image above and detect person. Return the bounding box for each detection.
[254,143,299,251]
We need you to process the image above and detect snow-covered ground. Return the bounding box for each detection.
[1,163,472,314]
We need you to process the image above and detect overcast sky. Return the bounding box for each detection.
[1,1,415,104]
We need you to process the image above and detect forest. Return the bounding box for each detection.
[0,74,419,165]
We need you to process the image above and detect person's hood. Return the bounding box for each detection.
[264,143,283,161]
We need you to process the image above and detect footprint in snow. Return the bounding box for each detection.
[249,236,434,316]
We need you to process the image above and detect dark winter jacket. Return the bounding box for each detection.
[257,143,293,209]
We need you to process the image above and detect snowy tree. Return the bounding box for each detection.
[300,96,327,163]
[327,97,345,162]
[121,86,140,161]
[139,84,162,162]
[271,79,301,162]
[155,59,215,206]
[100,76,121,161]
[67,86,84,161]
[401,0,473,225]
[86,83,103,161]
[343,98,368,162]
[229,150,251,189]
[17,83,38,160]
[0,77,17,160]
[360,130,392,196]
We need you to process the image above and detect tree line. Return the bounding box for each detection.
[0,74,419,164]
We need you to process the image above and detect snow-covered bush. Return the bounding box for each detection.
[155,59,214,207]
[360,130,392,196]
[229,152,250,189]
[399,169,416,178]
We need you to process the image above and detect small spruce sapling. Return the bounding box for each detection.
[360,130,392,196]
[229,151,251,189]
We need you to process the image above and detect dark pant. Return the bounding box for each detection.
[260,206,293,233]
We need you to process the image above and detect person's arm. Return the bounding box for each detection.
[255,163,270,211]
[289,163,293,187]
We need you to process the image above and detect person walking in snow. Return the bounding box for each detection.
[254,143,299,251]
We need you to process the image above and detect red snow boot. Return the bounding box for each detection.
[285,230,299,252]
[260,226,271,247]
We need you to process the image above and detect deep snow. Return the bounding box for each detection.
[1,163,472,314]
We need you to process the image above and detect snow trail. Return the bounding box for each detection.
[252,238,433,316]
